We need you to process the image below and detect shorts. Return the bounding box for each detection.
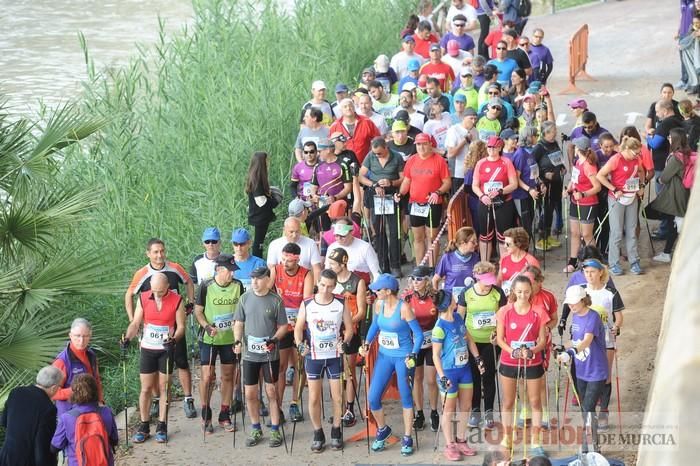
[174,328,189,370]
[477,199,516,243]
[199,342,236,366]
[416,346,434,367]
[439,366,474,398]
[346,333,361,355]
[409,203,443,228]
[305,357,343,380]
[569,202,598,225]
[279,332,294,350]
[499,363,544,380]
[139,348,175,375]
[243,359,280,386]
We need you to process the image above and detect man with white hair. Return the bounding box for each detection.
[267,217,322,281]
[0,365,62,465]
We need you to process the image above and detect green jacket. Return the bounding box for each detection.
[649,154,690,217]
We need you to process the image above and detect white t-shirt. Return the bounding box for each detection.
[445,123,476,179]
[267,235,321,270]
[442,52,473,79]
[367,111,389,135]
[325,238,381,281]
[423,112,453,149]
[390,51,425,80]
[446,5,478,32]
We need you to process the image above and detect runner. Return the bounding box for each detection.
[294,269,354,452]
[561,259,624,431]
[564,137,602,273]
[190,227,222,286]
[124,238,196,420]
[497,227,539,296]
[404,266,440,432]
[555,285,609,450]
[595,136,646,275]
[456,261,507,429]
[495,275,547,457]
[326,248,367,428]
[231,228,267,288]
[290,141,319,201]
[432,226,480,306]
[432,295,484,461]
[193,254,244,434]
[232,266,288,448]
[271,243,314,423]
[52,318,104,418]
[359,273,424,455]
[121,272,186,443]
[532,121,565,251]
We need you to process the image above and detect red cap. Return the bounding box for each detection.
[328,199,348,219]
[415,133,432,144]
[486,136,504,149]
[447,39,460,56]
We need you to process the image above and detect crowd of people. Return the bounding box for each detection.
[1,1,697,465]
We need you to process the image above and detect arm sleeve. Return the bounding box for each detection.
[561,303,571,324]
[408,318,425,354]
[365,315,380,344]
[647,133,666,150]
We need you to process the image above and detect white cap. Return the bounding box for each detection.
[401,82,417,92]
[311,80,327,91]
[374,55,390,73]
[563,285,588,305]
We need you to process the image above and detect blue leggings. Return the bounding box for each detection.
[368,352,413,410]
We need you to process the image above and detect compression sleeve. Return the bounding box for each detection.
[365,316,380,344]
[408,318,424,354]
[647,134,665,150]
[561,303,571,324]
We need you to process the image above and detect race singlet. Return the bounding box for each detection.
[410,203,430,218]
[379,330,400,349]
[247,336,267,354]
[142,324,169,350]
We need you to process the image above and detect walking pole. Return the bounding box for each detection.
[233,354,239,448]
[511,355,521,461]
[363,357,371,455]
[555,356,561,451]
[521,348,528,462]
[120,335,130,449]
[266,350,289,454]
[492,340,501,418]
[290,346,306,454]
[407,372,420,451]
[433,388,448,451]
[542,188,547,271]
[612,333,623,437]
[164,342,172,446]
[563,362,586,452]
[564,197,570,277]
[594,210,611,243]
[203,344,215,443]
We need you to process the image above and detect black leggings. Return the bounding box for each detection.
[660,213,679,254]
[252,222,270,259]
[516,198,535,246]
[477,14,491,58]
[538,179,562,236]
[470,342,500,413]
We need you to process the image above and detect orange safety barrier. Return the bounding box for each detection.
[559,24,596,95]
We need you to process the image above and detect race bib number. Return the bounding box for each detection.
[452,286,465,301]
[547,150,564,166]
[314,334,337,352]
[410,203,430,218]
[624,177,640,192]
[509,339,535,349]
[302,182,313,197]
[213,313,233,331]
[379,331,400,349]
[285,307,299,326]
[502,280,512,296]
[373,195,395,215]
[142,324,169,349]
[484,181,503,193]
[471,311,496,330]
[421,330,433,349]
[529,163,539,181]
[455,349,469,367]
[247,336,267,354]
[570,166,580,185]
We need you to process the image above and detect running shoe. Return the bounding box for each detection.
[484,416,495,431]
[330,426,343,450]
[430,410,440,432]
[311,428,326,453]
[154,421,167,443]
[202,420,214,435]
[653,252,672,263]
[546,236,561,248]
[535,239,551,251]
[184,397,197,418]
[289,403,303,422]
[150,398,159,418]
[609,264,623,276]
[468,411,481,428]
[400,435,414,456]
[630,261,643,275]
[444,442,462,461]
[245,428,263,447]
[371,425,392,451]
[132,422,150,443]
[219,412,236,432]
[268,430,283,448]
[341,409,356,427]
[286,366,295,386]
[529,444,547,457]
[455,439,476,456]
[413,411,425,430]
[598,411,609,431]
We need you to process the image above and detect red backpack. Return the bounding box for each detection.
[676,151,697,189]
[68,408,110,466]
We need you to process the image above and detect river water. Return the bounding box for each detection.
[0,0,193,115]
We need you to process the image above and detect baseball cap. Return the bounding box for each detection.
[328,199,348,219]
[407,58,421,71]
[488,98,502,109]
[401,81,417,92]
[522,94,537,102]
[563,285,588,305]
[460,66,473,76]
[374,55,390,73]
[333,223,353,237]
[335,83,349,93]
[368,273,400,292]
[410,265,433,279]
[447,40,460,57]
[317,138,333,149]
[250,265,271,278]
[327,247,349,265]
[202,227,221,242]
[214,254,237,272]
[573,136,591,151]
[395,110,410,123]
[500,128,518,140]
[568,98,588,109]
[453,93,467,103]
[415,133,432,144]
[403,34,415,43]
[392,120,408,132]
[231,228,251,243]
[474,272,497,286]
[487,135,504,148]
[430,44,441,53]
[288,198,311,217]
[464,108,477,117]
[362,67,375,76]
[311,80,326,91]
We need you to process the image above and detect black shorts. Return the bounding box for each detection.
[140,348,175,375]
[477,199,516,243]
[346,333,362,355]
[416,346,434,367]
[173,328,189,370]
[199,342,236,365]
[243,359,280,386]
[409,203,443,228]
[568,202,598,225]
[499,363,544,380]
[278,332,295,350]
[305,357,343,380]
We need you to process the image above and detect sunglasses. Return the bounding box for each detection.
[411,276,429,281]
[519,42,529,46]
[232,242,246,246]
[453,22,466,27]
[490,106,502,110]
[204,240,219,244]
[497,47,506,50]
[331,135,347,143]
[303,150,316,154]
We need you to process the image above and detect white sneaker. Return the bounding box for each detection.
[653,252,671,263]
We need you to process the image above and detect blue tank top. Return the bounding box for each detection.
[376,300,413,357]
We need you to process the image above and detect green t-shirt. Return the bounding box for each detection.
[476,117,501,142]
[460,286,505,343]
[196,278,244,345]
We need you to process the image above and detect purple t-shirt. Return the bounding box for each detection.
[569,125,610,153]
[311,160,350,197]
[439,32,476,52]
[291,161,317,199]
[434,251,480,295]
[506,147,537,200]
[681,0,694,36]
[570,310,608,382]
[566,270,615,289]
[527,44,553,70]
[475,0,495,15]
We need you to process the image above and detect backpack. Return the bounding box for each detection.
[676,151,697,189]
[68,408,110,466]
[517,0,532,17]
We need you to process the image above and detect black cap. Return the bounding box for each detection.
[395,110,410,123]
[250,265,271,278]
[410,265,433,279]
[327,247,349,265]
[215,254,237,272]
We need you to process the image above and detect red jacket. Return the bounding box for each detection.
[329,115,380,164]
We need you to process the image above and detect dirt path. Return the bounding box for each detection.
[117,0,678,464]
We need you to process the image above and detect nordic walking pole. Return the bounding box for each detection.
[120,335,130,449]
[266,349,289,454]
[233,353,241,448]
[511,355,521,460]
[163,339,173,446]
[492,338,501,418]
[555,356,561,451]
[290,345,306,454]
[564,196,570,277]
[612,332,622,437]
[363,357,371,455]
[203,343,215,443]
[407,372,419,451]
[521,347,528,462]
[640,196,656,256]
[433,387,448,451]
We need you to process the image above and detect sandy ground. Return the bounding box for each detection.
[116,0,680,464]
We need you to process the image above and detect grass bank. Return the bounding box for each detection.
[64,0,412,411]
